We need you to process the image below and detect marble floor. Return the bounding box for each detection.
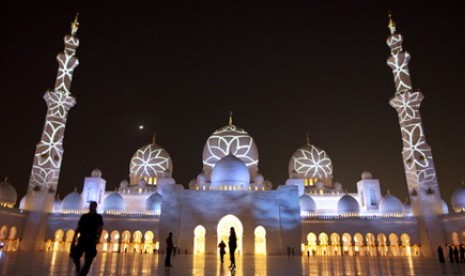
[1,251,465,275]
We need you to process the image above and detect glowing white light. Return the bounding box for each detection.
[139,125,144,130]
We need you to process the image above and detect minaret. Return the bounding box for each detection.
[26,14,79,207]
[20,15,80,252]
[386,12,444,256]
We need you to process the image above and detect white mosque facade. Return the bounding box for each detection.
[1,15,465,257]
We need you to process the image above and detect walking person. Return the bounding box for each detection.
[70,201,104,276]
[165,232,174,267]
[437,246,445,263]
[218,240,226,263]
[228,227,237,270]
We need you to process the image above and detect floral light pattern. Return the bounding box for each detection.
[203,125,259,168]
[28,24,78,192]
[290,145,333,178]
[130,144,173,178]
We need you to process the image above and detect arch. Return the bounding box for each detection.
[217,215,243,255]
[0,226,8,240]
[100,230,109,243]
[65,229,75,242]
[122,230,131,242]
[452,232,460,245]
[342,233,352,256]
[110,230,120,243]
[330,233,340,245]
[365,233,375,246]
[8,226,17,240]
[318,232,329,245]
[133,231,143,243]
[377,233,388,256]
[254,226,266,255]
[307,232,317,245]
[194,225,206,255]
[54,229,64,242]
[354,233,364,256]
[400,233,410,246]
[388,233,399,246]
[144,231,154,243]
[377,233,387,245]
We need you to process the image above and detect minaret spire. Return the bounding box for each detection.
[306,133,310,146]
[27,14,79,201]
[387,13,443,257]
[152,132,157,145]
[228,111,233,125]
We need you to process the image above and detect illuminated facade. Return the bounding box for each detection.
[1,15,465,258]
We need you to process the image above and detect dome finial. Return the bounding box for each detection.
[306,133,310,146]
[74,186,77,192]
[152,132,156,145]
[3,176,7,182]
[228,111,233,126]
[71,13,79,35]
[387,189,390,195]
[388,10,397,35]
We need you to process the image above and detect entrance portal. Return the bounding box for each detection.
[217,215,243,255]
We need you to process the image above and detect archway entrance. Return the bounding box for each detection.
[217,215,243,255]
[194,225,206,255]
[254,226,266,255]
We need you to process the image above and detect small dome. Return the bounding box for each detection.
[119,179,129,188]
[263,180,272,189]
[62,191,84,210]
[299,195,317,212]
[333,182,343,192]
[0,179,17,207]
[337,195,360,214]
[53,197,63,212]
[163,169,172,178]
[103,192,125,212]
[19,195,26,209]
[211,154,250,189]
[146,193,162,211]
[451,186,465,211]
[197,172,207,184]
[254,173,264,184]
[91,168,102,178]
[379,194,403,214]
[137,179,147,187]
[441,200,449,214]
[361,171,372,180]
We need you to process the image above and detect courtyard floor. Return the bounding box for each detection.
[1,251,465,275]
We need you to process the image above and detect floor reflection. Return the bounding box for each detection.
[2,251,465,275]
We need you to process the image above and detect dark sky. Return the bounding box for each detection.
[1,1,464,207]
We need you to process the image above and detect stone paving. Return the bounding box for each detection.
[1,251,465,275]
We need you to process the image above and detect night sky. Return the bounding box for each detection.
[1,1,464,207]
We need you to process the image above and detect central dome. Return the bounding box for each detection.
[203,122,259,178]
[211,154,250,189]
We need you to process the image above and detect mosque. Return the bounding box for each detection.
[1,14,465,258]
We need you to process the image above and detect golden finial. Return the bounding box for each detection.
[388,10,397,34]
[71,13,79,35]
[152,132,156,144]
[306,133,310,146]
[3,176,7,182]
[387,189,390,195]
[228,111,233,126]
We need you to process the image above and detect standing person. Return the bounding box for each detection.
[165,232,174,267]
[437,246,445,263]
[218,240,226,263]
[228,227,237,270]
[449,245,454,263]
[460,244,465,263]
[71,201,104,276]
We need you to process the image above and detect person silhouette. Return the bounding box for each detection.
[229,227,237,270]
[165,232,174,267]
[71,201,104,276]
[218,240,226,263]
[437,246,445,263]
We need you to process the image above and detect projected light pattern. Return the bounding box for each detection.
[130,144,173,180]
[28,18,79,192]
[387,22,439,196]
[290,145,333,178]
[203,125,259,169]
